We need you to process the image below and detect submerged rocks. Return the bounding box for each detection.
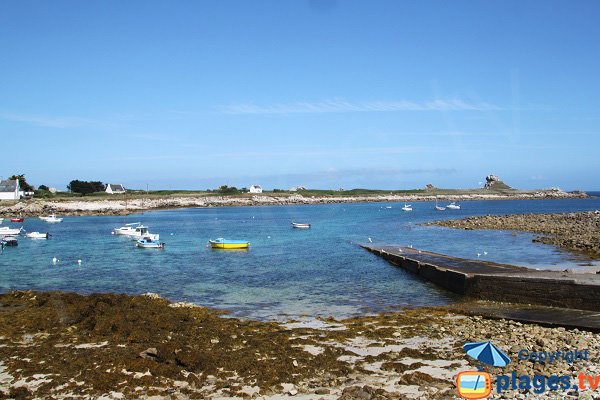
[430,210,600,258]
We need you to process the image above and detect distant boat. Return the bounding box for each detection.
[0,227,23,237]
[385,206,392,209]
[40,215,63,223]
[26,232,49,239]
[1,236,18,246]
[435,199,446,211]
[0,218,3,224]
[209,238,250,249]
[401,204,413,212]
[10,217,24,223]
[136,237,165,249]
[291,222,311,229]
[446,202,461,210]
[113,222,141,236]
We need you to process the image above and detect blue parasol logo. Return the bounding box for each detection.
[463,341,511,367]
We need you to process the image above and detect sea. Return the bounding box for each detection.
[1,194,599,320]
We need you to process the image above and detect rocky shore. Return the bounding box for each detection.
[429,211,600,259]
[0,189,587,217]
[1,291,600,399]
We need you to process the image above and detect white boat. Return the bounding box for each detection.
[1,236,18,246]
[401,204,413,212]
[434,199,445,211]
[291,222,311,229]
[26,232,49,239]
[446,202,461,210]
[0,226,23,237]
[0,218,3,224]
[136,237,165,249]
[113,222,141,236]
[114,223,159,241]
[40,214,63,223]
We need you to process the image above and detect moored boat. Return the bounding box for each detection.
[435,206,446,211]
[10,217,24,223]
[209,238,250,249]
[113,223,159,241]
[291,222,311,229]
[40,214,63,223]
[446,202,461,210]
[0,226,23,236]
[136,237,165,249]
[0,218,3,224]
[26,232,49,239]
[1,236,18,246]
[401,204,413,212]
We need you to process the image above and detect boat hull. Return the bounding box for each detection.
[291,223,311,229]
[209,240,250,249]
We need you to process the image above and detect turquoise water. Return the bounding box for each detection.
[1,196,599,320]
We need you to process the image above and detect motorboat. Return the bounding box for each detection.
[446,202,461,210]
[136,237,165,249]
[0,226,23,236]
[209,238,250,249]
[40,214,63,223]
[114,223,160,241]
[10,217,24,223]
[1,236,18,246]
[401,204,413,212]
[291,222,311,229]
[26,232,49,239]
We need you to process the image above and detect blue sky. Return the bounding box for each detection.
[1,0,599,190]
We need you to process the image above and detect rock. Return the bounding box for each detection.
[139,347,158,360]
[315,388,330,395]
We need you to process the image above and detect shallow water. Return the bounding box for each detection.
[1,196,599,320]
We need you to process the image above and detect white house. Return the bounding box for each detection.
[249,185,263,194]
[105,184,126,194]
[0,179,20,200]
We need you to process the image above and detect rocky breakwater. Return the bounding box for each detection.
[430,211,600,258]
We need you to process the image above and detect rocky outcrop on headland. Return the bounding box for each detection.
[0,188,588,217]
[430,211,600,258]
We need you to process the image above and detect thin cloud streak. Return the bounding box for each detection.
[221,98,502,114]
[0,111,118,129]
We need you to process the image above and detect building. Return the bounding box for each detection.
[249,185,263,194]
[0,179,20,200]
[105,184,126,194]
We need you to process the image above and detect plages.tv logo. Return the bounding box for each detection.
[456,341,510,399]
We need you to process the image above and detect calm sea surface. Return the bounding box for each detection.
[1,195,599,320]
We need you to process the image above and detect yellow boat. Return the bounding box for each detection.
[209,238,250,249]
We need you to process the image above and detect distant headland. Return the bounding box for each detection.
[0,174,589,217]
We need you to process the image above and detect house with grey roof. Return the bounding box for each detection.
[105,184,126,194]
[0,179,20,200]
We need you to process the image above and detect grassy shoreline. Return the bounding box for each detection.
[0,188,587,217]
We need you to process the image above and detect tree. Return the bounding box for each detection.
[38,185,49,191]
[67,180,105,195]
[8,174,34,192]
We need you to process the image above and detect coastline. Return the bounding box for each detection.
[1,290,599,399]
[0,189,588,217]
[428,210,600,259]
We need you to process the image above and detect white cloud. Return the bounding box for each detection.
[221,98,501,114]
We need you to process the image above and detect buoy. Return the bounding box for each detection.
[77,260,82,265]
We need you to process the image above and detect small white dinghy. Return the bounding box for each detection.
[136,237,165,249]
[291,222,311,229]
[26,232,49,239]
[401,204,413,212]
[446,202,461,210]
